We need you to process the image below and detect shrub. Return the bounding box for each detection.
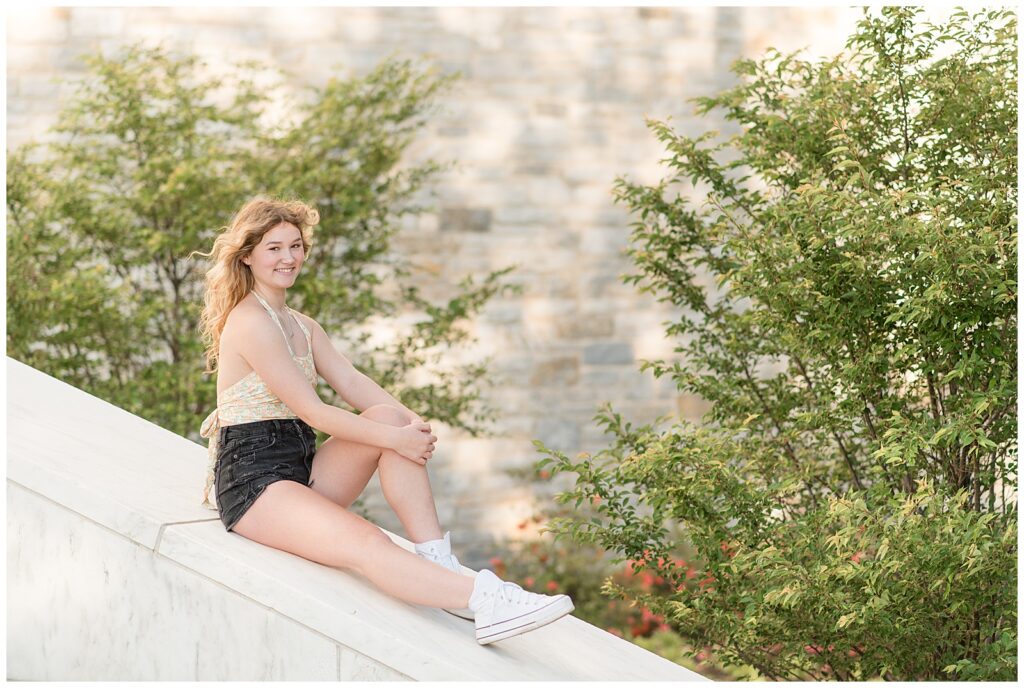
[491,497,749,680]
[8,43,513,438]
[536,7,1017,681]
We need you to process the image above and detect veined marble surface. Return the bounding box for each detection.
[7,357,705,681]
[7,483,405,681]
[7,358,218,549]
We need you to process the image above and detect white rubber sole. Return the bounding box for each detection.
[476,595,575,645]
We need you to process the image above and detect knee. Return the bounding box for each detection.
[359,404,410,427]
[346,526,393,573]
[358,524,392,549]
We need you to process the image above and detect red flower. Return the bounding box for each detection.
[591,495,602,505]
[539,470,550,479]
[524,576,535,588]
[546,580,559,592]
[516,519,528,530]
[851,551,865,564]
[489,556,503,568]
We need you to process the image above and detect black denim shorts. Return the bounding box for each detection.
[214,418,317,532]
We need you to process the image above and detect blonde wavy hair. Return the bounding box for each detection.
[191,196,319,375]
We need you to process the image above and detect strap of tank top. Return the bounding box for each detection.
[290,308,313,355]
[251,291,295,357]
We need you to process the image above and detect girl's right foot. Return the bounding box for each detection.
[468,569,574,645]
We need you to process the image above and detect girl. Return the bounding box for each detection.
[195,197,573,645]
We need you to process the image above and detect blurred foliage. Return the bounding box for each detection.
[533,7,1017,681]
[491,480,753,680]
[7,42,516,441]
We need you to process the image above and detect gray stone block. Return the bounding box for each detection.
[533,416,580,453]
[439,206,492,233]
[555,315,614,340]
[528,356,579,387]
[582,342,634,365]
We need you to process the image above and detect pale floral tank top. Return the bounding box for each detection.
[199,291,317,510]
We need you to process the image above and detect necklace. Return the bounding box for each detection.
[252,291,294,338]
[276,305,295,338]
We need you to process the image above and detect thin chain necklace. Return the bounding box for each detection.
[253,291,294,338]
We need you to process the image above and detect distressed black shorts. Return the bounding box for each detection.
[214,418,317,532]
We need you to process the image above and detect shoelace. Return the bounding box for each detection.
[496,581,532,606]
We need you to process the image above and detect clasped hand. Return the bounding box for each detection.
[393,420,436,466]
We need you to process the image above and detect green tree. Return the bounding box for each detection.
[537,7,1016,681]
[7,42,512,441]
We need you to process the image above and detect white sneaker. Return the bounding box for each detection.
[415,532,475,620]
[470,569,574,645]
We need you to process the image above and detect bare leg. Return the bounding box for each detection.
[308,404,443,543]
[231,480,474,609]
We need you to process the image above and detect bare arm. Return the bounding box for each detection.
[231,310,415,451]
[305,316,421,422]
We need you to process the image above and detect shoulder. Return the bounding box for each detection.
[223,296,271,339]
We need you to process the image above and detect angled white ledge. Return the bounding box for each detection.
[7,357,706,681]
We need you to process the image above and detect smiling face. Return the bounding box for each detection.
[242,221,306,290]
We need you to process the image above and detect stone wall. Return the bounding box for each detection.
[6,6,858,564]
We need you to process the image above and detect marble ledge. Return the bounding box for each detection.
[7,356,706,680]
